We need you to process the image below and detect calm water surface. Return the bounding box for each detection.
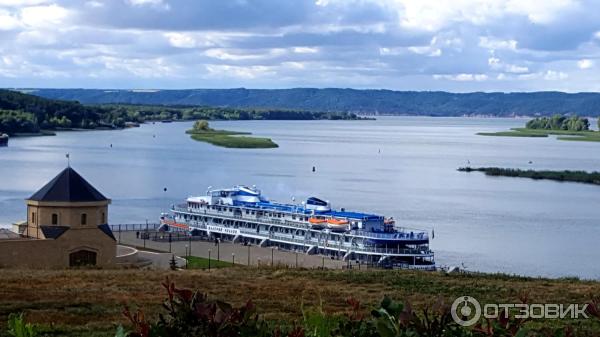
[1,117,599,279]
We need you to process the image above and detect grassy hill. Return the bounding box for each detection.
[26,88,600,116]
[1,268,599,336]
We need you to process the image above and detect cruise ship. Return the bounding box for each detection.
[159,186,435,270]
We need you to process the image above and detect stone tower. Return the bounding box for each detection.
[20,167,116,267]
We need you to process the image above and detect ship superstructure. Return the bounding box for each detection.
[160,185,435,269]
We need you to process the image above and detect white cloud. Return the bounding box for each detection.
[578,59,593,69]
[479,37,518,51]
[164,32,196,48]
[0,9,20,30]
[205,64,275,79]
[488,57,528,73]
[126,0,170,10]
[20,4,70,28]
[504,0,578,24]
[543,70,568,80]
[433,73,488,81]
[396,0,576,32]
[293,47,318,54]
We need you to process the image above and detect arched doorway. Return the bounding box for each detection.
[69,250,97,267]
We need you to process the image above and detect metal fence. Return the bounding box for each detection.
[109,223,162,232]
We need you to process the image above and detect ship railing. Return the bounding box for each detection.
[265,233,432,256]
[174,206,430,239]
[353,230,429,240]
[173,206,310,229]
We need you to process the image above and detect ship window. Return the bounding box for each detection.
[52,213,58,225]
[81,213,87,225]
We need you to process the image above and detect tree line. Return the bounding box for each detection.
[525,114,593,131]
[0,90,360,135]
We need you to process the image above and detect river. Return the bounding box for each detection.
[1,117,599,278]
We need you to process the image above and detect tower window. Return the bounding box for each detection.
[52,213,58,225]
[81,213,87,225]
[31,212,36,224]
[101,212,106,224]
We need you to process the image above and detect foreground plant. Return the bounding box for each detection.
[6,313,38,337]
[120,278,598,337]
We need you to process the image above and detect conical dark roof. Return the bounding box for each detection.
[29,167,108,202]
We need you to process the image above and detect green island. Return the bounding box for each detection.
[0,89,366,137]
[477,115,600,142]
[459,166,600,185]
[1,268,600,336]
[186,120,278,149]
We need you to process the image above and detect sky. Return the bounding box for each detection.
[1,0,600,92]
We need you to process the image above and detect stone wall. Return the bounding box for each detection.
[0,226,116,269]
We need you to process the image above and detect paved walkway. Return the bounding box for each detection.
[117,231,347,269]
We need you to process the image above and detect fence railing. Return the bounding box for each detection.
[109,223,162,232]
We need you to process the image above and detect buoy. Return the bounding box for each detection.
[163,187,167,192]
[312,166,316,172]
[110,144,112,148]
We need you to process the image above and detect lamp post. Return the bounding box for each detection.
[247,245,250,266]
[295,251,298,268]
[271,248,274,267]
[169,233,172,253]
[217,240,220,261]
[184,244,188,269]
[208,249,211,271]
[232,253,235,265]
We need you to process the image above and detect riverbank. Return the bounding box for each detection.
[0,268,598,336]
[478,128,600,142]
[459,167,600,185]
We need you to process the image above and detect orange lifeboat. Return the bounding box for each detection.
[327,218,349,231]
[308,217,327,229]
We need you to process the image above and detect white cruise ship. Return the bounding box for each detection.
[159,185,435,270]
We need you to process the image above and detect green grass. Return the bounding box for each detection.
[477,131,548,137]
[187,129,278,148]
[558,135,600,142]
[184,255,234,269]
[477,128,600,142]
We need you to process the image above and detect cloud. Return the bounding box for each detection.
[433,73,488,81]
[578,59,594,69]
[0,0,599,91]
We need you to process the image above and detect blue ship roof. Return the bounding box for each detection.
[235,200,381,220]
